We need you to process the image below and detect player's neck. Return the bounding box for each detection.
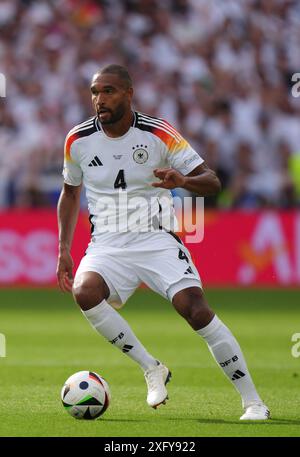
[100,110,134,138]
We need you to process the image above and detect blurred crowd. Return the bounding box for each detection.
[0,0,300,209]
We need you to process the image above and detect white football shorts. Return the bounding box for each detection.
[75,230,202,308]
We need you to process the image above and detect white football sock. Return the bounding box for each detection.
[82,299,157,371]
[197,315,262,408]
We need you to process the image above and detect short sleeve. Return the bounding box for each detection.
[62,134,83,186]
[159,122,204,175]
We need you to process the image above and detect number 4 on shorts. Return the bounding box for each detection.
[178,249,189,263]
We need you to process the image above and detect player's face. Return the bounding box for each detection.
[91,73,133,125]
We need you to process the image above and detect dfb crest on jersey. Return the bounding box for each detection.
[132,145,149,164]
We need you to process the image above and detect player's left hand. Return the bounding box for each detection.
[152,168,186,189]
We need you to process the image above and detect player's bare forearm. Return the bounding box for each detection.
[152,163,221,196]
[57,183,81,253]
[57,183,81,292]
[181,165,221,196]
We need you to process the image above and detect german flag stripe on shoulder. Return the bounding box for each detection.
[135,112,188,153]
[64,117,99,162]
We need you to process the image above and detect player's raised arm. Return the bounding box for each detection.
[56,183,82,292]
[152,163,221,196]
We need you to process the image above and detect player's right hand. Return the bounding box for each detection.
[56,250,74,293]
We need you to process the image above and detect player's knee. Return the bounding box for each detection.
[172,287,214,329]
[73,283,101,310]
[73,274,109,310]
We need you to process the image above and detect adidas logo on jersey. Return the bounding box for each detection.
[88,156,103,167]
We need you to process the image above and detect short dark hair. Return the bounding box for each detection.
[98,64,132,89]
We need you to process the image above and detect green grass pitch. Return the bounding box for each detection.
[0,288,299,437]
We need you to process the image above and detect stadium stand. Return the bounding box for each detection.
[0,0,299,208]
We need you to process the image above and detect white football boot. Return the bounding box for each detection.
[144,362,171,409]
[240,403,270,420]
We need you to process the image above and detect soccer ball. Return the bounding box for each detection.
[61,371,111,420]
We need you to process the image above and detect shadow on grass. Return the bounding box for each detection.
[103,417,300,426]
[182,417,300,426]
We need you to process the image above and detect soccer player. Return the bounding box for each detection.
[56,64,270,420]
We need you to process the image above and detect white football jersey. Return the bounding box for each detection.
[63,111,204,238]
